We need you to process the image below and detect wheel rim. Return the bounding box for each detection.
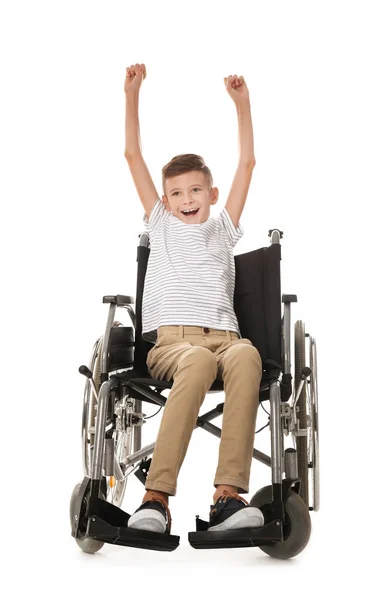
[81,329,131,508]
[309,336,320,510]
[294,320,309,506]
[82,336,103,476]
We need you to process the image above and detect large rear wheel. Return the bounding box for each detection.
[308,335,320,510]
[294,320,309,506]
[73,324,137,553]
[81,324,131,508]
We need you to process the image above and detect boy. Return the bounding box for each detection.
[124,63,264,535]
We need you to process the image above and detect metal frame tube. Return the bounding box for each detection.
[121,442,156,476]
[195,419,272,467]
[293,379,305,411]
[282,302,291,375]
[133,399,142,452]
[269,379,283,484]
[102,304,117,374]
[91,379,117,480]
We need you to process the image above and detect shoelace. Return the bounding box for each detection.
[211,491,249,514]
[142,490,172,533]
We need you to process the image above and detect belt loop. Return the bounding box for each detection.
[179,325,184,339]
[227,330,232,342]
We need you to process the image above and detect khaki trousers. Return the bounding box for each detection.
[145,325,263,496]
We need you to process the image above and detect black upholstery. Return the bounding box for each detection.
[233,243,282,371]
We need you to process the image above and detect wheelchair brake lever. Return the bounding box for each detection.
[79,365,99,401]
[292,367,312,413]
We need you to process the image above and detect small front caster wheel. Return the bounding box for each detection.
[250,485,311,559]
[70,482,105,554]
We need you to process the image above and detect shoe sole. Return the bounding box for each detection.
[127,509,167,533]
[207,507,264,532]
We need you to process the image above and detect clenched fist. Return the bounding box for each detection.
[224,74,250,105]
[124,63,147,95]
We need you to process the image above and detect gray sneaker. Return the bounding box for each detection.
[208,492,264,532]
[127,490,171,534]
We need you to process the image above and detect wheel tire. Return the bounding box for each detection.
[70,482,105,554]
[250,485,311,559]
[82,326,129,508]
[294,320,309,506]
[309,336,320,510]
[82,336,103,476]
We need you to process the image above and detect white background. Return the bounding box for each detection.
[1,0,388,596]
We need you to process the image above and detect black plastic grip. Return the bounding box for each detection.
[79,365,93,378]
[102,295,134,306]
[301,367,312,378]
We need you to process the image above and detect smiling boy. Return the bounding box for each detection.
[123,64,264,536]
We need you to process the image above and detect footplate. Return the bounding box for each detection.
[84,495,179,552]
[86,515,180,552]
[188,515,283,549]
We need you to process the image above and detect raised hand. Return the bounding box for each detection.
[224,74,250,105]
[124,63,147,95]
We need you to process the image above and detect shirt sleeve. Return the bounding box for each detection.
[218,206,244,247]
[142,197,170,233]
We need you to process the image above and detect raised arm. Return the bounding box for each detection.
[124,63,159,219]
[224,74,256,228]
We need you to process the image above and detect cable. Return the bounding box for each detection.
[255,418,270,434]
[260,400,270,416]
[254,401,270,434]
[144,406,163,419]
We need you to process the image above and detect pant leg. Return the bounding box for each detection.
[145,333,218,496]
[212,338,263,494]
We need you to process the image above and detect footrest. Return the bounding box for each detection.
[86,515,180,552]
[188,517,283,549]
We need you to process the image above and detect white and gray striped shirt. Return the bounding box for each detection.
[142,197,244,343]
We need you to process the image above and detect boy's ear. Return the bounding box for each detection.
[162,194,171,211]
[210,187,219,205]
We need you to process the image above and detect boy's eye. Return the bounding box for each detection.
[173,188,200,196]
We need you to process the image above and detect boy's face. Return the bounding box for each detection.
[162,171,219,224]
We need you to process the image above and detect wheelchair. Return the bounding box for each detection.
[70,228,320,559]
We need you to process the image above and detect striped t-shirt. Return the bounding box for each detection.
[141,197,244,343]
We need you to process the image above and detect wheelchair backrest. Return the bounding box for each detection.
[133,233,282,378]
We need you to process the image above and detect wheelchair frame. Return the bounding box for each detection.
[71,228,319,557]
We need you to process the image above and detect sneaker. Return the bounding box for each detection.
[207,491,264,532]
[127,490,172,534]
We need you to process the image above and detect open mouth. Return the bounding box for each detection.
[181,208,199,217]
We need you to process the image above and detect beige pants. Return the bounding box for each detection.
[145,325,263,496]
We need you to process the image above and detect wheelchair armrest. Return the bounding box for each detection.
[103,295,134,306]
[282,295,297,303]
